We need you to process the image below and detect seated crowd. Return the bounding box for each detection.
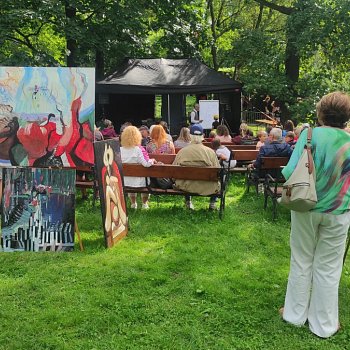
[89,113,330,212]
[112,116,309,210]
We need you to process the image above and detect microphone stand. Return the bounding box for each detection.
[220,115,234,135]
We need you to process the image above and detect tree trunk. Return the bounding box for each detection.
[285,35,300,86]
[95,49,105,80]
[208,0,219,70]
[65,2,77,67]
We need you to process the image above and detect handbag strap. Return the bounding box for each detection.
[305,127,314,174]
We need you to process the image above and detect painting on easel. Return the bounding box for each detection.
[0,67,95,168]
[1,167,76,252]
[94,139,128,248]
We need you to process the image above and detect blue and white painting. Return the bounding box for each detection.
[1,167,76,252]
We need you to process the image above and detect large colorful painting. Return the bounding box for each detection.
[94,139,128,248]
[1,167,76,252]
[0,67,95,167]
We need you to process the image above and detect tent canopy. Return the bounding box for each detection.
[97,58,242,94]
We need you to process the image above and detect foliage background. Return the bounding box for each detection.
[1,0,350,121]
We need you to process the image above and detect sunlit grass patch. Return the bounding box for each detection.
[0,176,349,349]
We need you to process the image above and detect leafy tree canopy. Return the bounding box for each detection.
[1,0,350,122]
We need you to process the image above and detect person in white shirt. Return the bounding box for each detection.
[120,126,155,209]
[211,139,236,169]
[190,103,201,124]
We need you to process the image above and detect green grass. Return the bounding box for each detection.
[0,176,349,350]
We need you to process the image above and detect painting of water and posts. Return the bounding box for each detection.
[1,167,76,252]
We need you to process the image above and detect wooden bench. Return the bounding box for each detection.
[230,149,259,174]
[261,157,289,220]
[246,156,288,196]
[122,163,230,219]
[202,142,256,150]
[151,154,176,164]
[150,150,258,176]
[75,166,98,204]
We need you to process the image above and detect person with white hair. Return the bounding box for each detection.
[249,127,292,173]
[172,124,220,210]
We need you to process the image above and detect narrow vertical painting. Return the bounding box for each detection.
[1,167,76,252]
[0,67,95,167]
[94,139,128,248]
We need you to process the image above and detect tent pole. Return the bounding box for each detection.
[167,94,171,133]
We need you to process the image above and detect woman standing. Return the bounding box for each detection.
[280,91,350,338]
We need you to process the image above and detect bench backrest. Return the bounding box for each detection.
[260,157,289,169]
[232,150,259,161]
[202,142,256,150]
[150,151,256,165]
[225,144,256,150]
[75,165,94,173]
[122,164,221,181]
[151,154,176,164]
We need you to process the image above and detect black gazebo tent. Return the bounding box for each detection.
[96,58,242,134]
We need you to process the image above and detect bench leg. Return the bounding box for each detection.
[272,198,277,220]
[264,192,268,210]
[245,174,250,193]
[219,197,224,220]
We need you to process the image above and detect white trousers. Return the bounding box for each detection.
[283,210,350,338]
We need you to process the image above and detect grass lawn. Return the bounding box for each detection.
[0,175,349,350]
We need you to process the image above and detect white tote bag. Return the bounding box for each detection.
[278,128,317,212]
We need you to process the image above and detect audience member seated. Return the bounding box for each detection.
[241,129,256,145]
[139,125,151,147]
[159,121,173,142]
[211,139,237,169]
[120,126,156,209]
[232,123,256,145]
[285,131,296,148]
[146,125,175,154]
[283,120,295,137]
[101,119,118,138]
[94,125,103,141]
[173,124,220,210]
[206,130,217,142]
[215,125,232,143]
[120,122,132,135]
[256,130,267,151]
[294,125,302,140]
[174,127,191,149]
[248,127,293,176]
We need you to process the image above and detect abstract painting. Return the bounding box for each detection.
[0,67,95,167]
[94,139,128,248]
[1,167,76,252]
